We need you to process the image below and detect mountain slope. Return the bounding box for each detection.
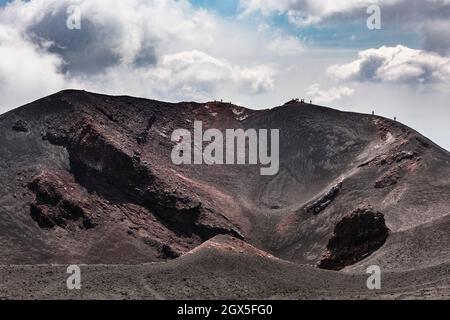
[0,90,449,298]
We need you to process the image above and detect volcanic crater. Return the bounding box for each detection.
[0,90,449,299]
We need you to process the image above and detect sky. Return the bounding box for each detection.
[0,0,449,150]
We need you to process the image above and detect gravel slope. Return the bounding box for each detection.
[0,90,449,299]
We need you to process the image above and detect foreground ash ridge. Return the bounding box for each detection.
[0,90,449,299]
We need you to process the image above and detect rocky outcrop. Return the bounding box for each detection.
[374,166,401,188]
[12,120,29,133]
[136,116,157,145]
[41,117,243,242]
[305,182,342,215]
[358,147,421,189]
[28,171,95,230]
[358,150,417,168]
[318,205,389,270]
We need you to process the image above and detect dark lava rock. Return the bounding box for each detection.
[374,166,401,189]
[160,244,181,259]
[42,116,243,242]
[28,171,95,230]
[394,151,416,163]
[12,120,29,133]
[306,182,342,215]
[318,205,390,271]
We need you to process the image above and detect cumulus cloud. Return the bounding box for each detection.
[1,0,217,67]
[239,0,450,28]
[80,50,274,101]
[327,45,450,88]
[267,33,303,56]
[240,0,395,25]
[0,23,67,109]
[306,83,354,103]
[421,20,450,56]
[0,0,277,112]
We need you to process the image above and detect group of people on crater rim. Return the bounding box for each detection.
[289,98,313,104]
[372,110,397,121]
[286,98,399,122]
[299,98,313,104]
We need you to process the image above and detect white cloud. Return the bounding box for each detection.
[79,50,274,101]
[239,0,450,28]
[240,0,400,26]
[239,0,295,16]
[0,0,277,112]
[306,83,354,103]
[1,0,218,62]
[267,33,303,56]
[0,23,67,109]
[327,45,450,88]
[421,19,450,56]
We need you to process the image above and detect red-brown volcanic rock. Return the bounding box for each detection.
[0,90,449,299]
